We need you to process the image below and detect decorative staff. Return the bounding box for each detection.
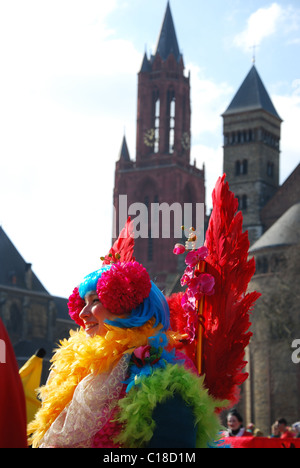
[173,227,215,376]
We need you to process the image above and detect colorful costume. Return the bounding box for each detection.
[28,175,260,448]
[0,319,27,448]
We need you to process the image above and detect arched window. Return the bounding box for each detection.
[242,195,248,210]
[256,258,261,274]
[267,162,274,177]
[262,257,269,273]
[236,195,248,211]
[242,159,248,174]
[152,88,160,153]
[7,303,22,337]
[167,88,175,154]
[235,160,248,176]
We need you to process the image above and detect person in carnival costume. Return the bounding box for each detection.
[0,319,27,448]
[28,175,260,448]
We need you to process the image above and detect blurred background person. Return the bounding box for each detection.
[223,410,252,437]
[276,418,294,439]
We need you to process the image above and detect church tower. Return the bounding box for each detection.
[222,65,282,244]
[113,2,205,290]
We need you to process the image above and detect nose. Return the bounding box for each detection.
[79,303,91,320]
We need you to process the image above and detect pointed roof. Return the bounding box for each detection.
[118,135,131,162]
[223,65,281,120]
[0,226,48,293]
[155,2,181,62]
[140,52,151,73]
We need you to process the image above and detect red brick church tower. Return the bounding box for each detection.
[113,2,205,291]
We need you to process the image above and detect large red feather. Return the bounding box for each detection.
[102,217,135,264]
[168,174,260,409]
[202,174,260,407]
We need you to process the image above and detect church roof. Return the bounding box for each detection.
[223,65,282,120]
[0,226,48,293]
[155,2,181,62]
[118,135,131,161]
[140,52,152,73]
[250,202,300,252]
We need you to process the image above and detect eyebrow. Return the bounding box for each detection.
[84,291,98,301]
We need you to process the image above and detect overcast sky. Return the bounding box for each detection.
[0,0,299,298]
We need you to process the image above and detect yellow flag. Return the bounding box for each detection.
[19,349,45,425]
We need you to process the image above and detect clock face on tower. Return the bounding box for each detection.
[144,128,155,147]
[181,132,190,150]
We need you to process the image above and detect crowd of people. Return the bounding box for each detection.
[270,419,300,439]
[223,410,300,440]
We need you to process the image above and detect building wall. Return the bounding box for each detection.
[223,110,281,244]
[0,285,75,383]
[246,244,300,434]
[114,161,205,288]
[261,164,300,231]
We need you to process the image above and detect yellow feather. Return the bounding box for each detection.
[28,320,177,447]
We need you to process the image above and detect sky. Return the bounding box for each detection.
[0,0,299,298]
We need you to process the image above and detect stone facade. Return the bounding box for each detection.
[222,66,300,433]
[247,239,300,434]
[223,108,281,245]
[261,163,300,231]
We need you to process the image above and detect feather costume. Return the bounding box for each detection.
[202,175,261,407]
[28,177,260,448]
[169,174,261,408]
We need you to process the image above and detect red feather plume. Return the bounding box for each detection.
[167,175,261,409]
[102,217,135,264]
[202,174,261,407]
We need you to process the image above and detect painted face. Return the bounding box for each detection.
[79,292,116,337]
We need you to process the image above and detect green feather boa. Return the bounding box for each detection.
[114,363,226,448]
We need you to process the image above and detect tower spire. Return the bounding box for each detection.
[155,1,181,62]
[250,43,257,64]
[223,65,281,120]
[118,134,130,162]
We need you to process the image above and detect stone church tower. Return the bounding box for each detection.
[222,65,282,245]
[113,2,205,290]
[223,66,300,434]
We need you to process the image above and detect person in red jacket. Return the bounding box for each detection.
[276,418,295,439]
[0,319,27,448]
[223,409,252,437]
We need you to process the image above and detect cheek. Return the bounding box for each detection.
[92,304,112,323]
